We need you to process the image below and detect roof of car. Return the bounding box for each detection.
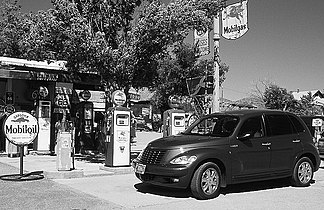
[208,109,289,117]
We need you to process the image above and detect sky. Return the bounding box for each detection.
[19,0,324,100]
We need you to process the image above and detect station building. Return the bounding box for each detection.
[0,56,104,155]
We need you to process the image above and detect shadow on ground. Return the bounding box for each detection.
[134,178,296,199]
[73,152,140,164]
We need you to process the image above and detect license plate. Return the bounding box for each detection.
[135,163,146,174]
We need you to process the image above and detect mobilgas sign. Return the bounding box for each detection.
[222,0,249,40]
[3,111,39,145]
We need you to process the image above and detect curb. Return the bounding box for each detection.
[41,165,134,179]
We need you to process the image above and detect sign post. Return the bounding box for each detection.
[1,111,43,181]
[212,0,249,113]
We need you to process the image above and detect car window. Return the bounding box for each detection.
[238,116,264,138]
[265,114,294,136]
[187,115,239,137]
[288,115,305,133]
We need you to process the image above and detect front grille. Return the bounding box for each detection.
[139,148,166,164]
[139,173,155,181]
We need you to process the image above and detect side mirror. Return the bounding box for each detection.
[237,132,252,141]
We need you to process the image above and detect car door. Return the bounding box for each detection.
[230,115,271,182]
[264,113,303,174]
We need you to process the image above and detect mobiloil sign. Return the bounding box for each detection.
[3,112,39,145]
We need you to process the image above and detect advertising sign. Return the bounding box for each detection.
[3,111,39,145]
[222,0,249,40]
[312,118,323,127]
[79,90,91,101]
[5,92,14,104]
[186,75,213,96]
[194,29,209,56]
[112,90,126,107]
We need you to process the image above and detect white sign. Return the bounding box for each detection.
[194,29,209,56]
[222,0,249,40]
[312,118,323,127]
[112,90,126,106]
[3,111,39,145]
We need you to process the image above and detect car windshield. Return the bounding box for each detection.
[183,115,239,137]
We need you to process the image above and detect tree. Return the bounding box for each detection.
[0,0,31,57]
[128,0,223,90]
[263,84,297,111]
[151,42,229,113]
[292,92,323,116]
[0,0,227,97]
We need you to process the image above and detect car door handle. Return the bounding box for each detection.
[262,143,271,146]
[293,139,300,143]
[230,144,239,148]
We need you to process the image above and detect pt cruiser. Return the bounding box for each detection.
[132,110,321,199]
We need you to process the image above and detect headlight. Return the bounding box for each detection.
[170,155,197,165]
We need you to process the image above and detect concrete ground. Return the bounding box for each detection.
[1,132,324,210]
[0,131,163,179]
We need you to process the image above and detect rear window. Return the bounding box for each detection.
[288,115,305,133]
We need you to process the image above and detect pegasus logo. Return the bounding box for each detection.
[12,117,29,123]
[223,4,244,22]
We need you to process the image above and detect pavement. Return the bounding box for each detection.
[0,131,163,180]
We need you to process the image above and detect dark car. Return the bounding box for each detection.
[132,109,321,200]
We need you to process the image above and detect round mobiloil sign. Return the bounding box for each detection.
[3,111,39,145]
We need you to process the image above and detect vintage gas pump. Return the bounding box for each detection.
[75,100,94,153]
[34,86,51,152]
[162,95,186,137]
[105,90,131,167]
[312,118,323,144]
[163,109,186,137]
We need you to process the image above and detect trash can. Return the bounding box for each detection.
[56,132,72,171]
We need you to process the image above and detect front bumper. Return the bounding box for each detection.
[132,159,193,189]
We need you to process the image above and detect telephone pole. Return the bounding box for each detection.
[212,14,220,113]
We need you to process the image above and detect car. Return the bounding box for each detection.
[132,109,321,200]
[134,116,152,132]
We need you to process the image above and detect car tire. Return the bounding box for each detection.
[291,157,314,187]
[190,162,221,200]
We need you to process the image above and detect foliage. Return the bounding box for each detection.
[0,0,227,105]
[263,84,297,111]
[292,92,323,116]
[151,42,229,113]
[0,0,29,57]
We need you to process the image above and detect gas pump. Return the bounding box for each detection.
[105,90,131,167]
[75,101,94,153]
[105,106,131,167]
[163,109,186,137]
[312,118,323,144]
[34,100,51,152]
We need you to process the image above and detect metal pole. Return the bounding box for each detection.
[212,14,220,113]
[20,145,24,176]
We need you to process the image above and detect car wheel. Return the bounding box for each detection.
[190,162,221,200]
[291,157,314,187]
